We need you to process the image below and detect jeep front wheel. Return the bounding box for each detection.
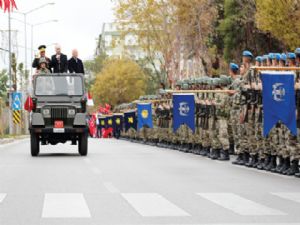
[78,133,88,156]
[30,132,40,157]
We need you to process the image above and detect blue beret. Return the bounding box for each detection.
[280,53,287,61]
[243,50,253,58]
[295,48,300,55]
[262,55,268,61]
[255,56,262,62]
[230,63,239,71]
[275,53,281,61]
[288,52,296,59]
[268,53,275,59]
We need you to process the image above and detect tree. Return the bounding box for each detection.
[255,0,300,50]
[91,58,146,107]
[0,0,17,12]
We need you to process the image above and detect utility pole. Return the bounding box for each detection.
[8,11,13,135]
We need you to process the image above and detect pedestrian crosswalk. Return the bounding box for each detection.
[0,191,300,220]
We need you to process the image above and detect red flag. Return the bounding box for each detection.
[88,115,97,137]
[1,0,17,12]
[24,96,33,112]
[87,91,94,106]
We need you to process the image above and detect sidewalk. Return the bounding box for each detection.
[0,135,29,145]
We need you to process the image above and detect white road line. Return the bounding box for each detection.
[83,158,92,164]
[197,193,286,216]
[122,193,190,217]
[0,193,7,202]
[91,167,102,175]
[42,193,91,218]
[272,192,300,204]
[103,182,120,193]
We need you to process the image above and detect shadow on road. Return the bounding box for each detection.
[37,153,81,157]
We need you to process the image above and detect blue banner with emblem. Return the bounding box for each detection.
[173,93,195,133]
[124,111,137,132]
[113,114,123,130]
[261,71,297,136]
[106,116,114,128]
[137,103,153,130]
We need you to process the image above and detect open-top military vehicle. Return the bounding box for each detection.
[29,74,88,156]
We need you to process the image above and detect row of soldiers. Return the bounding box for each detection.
[117,49,300,178]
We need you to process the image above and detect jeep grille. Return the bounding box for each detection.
[51,107,68,120]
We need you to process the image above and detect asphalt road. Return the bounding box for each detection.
[0,138,300,225]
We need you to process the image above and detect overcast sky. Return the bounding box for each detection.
[0,0,115,70]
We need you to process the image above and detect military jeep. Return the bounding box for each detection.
[29,74,88,156]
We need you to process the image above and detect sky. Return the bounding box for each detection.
[0,0,115,70]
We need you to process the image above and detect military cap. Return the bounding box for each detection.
[268,53,275,59]
[181,83,189,90]
[242,50,253,58]
[280,53,287,61]
[295,48,300,56]
[230,63,239,71]
[175,80,182,86]
[287,52,296,60]
[38,45,46,52]
[220,75,232,86]
[262,55,268,61]
[213,78,221,86]
[255,56,262,62]
[275,53,281,61]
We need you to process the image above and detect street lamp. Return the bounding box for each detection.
[12,2,55,78]
[30,19,58,74]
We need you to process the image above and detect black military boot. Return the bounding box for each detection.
[211,149,220,160]
[195,144,202,155]
[262,154,271,170]
[238,152,249,166]
[265,155,277,171]
[273,156,284,173]
[256,158,265,170]
[229,143,235,155]
[245,154,258,168]
[232,153,243,165]
[281,158,291,175]
[219,149,230,161]
[285,160,299,176]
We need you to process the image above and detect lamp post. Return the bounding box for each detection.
[13,2,55,77]
[30,19,58,75]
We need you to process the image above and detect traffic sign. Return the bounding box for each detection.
[13,110,21,125]
[12,92,22,110]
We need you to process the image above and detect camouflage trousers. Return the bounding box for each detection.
[287,128,300,160]
[216,118,230,150]
[229,108,240,154]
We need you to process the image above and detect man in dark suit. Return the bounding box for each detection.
[68,49,85,74]
[50,44,68,73]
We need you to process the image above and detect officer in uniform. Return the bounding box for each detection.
[32,45,51,72]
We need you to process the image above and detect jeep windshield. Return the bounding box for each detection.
[35,75,84,96]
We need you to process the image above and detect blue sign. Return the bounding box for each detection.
[124,111,137,132]
[137,103,153,130]
[261,71,297,136]
[173,93,195,133]
[12,92,22,110]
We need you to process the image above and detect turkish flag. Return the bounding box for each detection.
[88,115,97,137]
[1,0,18,12]
[24,96,33,112]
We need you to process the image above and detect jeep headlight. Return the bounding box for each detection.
[42,108,50,116]
[68,109,76,116]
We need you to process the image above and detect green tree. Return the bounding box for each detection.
[91,58,146,107]
[0,70,8,98]
[255,0,300,50]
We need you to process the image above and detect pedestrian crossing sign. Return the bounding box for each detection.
[12,92,22,110]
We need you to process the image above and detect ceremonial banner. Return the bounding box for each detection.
[106,116,114,129]
[261,71,297,136]
[173,93,195,132]
[124,111,137,132]
[137,103,153,130]
[98,117,106,129]
[113,114,124,130]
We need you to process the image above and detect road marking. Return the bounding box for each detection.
[42,193,91,218]
[103,182,120,193]
[272,192,300,204]
[0,193,6,202]
[197,193,286,216]
[91,166,102,175]
[122,193,190,217]
[83,158,92,164]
